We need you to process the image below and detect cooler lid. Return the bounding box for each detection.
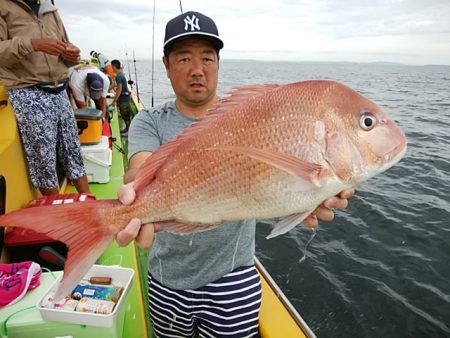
[4,228,56,246]
[81,136,109,152]
[74,108,102,120]
[3,193,96,246]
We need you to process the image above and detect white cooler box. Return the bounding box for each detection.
[81,136,112,183]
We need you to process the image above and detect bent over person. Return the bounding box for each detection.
[0,0,90,195]
[69,65,110,120]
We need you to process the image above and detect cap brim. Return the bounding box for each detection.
[89,91,102,100]
[164,33,223,52]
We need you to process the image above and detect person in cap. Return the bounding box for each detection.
[90,50,109,67]
[111,59,132,136]
[0,0,90,196]
[68,65,110,119]
[90,50,114,78]
[116,11,355,337]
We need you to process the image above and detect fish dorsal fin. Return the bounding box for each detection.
[227,84,281,98]
[133,140,181,191]
[133,113,223,191]
[214,84,281,113]
[133,85,281,191]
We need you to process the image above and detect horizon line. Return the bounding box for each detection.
[105,58,450,67]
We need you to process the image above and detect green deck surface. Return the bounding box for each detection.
[69,108,151,338]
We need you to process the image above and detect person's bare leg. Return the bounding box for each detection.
[39,187,60,196]
[72,175,91,194]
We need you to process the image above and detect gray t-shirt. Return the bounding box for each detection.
[128,100,256,290]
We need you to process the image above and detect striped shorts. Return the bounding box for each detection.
[7,87,86,189]
[148,265,262,338]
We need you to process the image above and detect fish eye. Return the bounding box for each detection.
[359,112,377,131]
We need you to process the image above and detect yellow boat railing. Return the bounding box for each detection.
[257,257,316,338]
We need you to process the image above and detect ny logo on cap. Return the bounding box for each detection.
[184,14,200,31]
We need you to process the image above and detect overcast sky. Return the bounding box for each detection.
[58,0,450,65]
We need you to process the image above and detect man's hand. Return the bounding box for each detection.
[115,217,157,249]
[303,189,356,228]
[116,183,158,248]
[31,38,66,56]
[61,43,81,63]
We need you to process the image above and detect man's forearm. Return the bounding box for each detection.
[124,168,139,184]
[124,152,153,183]
[75,100,87,109]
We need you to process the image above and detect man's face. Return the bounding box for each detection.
[163,38,219,107]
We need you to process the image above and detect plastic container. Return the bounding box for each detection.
[75,108,103,145]
[37,265,135,328]
[81,136,112,183]
[0,271,125,338]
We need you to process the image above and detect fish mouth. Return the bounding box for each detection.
[369,140,407,179]
[384,139,408,163]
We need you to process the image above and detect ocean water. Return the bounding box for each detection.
[129,60,450,338]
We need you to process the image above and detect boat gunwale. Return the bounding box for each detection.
[255,257,317,338]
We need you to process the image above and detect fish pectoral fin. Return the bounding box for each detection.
[267,211,314,239]
[161,221,222,235]
[214,146,323,188]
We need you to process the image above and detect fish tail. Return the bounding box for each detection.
[0,200,117,300]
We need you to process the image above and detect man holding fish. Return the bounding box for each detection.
[0,9,406,338]
[117,11,356,337]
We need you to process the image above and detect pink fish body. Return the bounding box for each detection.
[0,80,407,299]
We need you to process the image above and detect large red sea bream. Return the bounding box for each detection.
[0,80,408,299]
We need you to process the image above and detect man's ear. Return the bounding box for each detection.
[162,56,170,77]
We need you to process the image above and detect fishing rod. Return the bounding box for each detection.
[124,45,133,88]
[132,50,140,104]
[179,0,183,13]
[151,0,155,107]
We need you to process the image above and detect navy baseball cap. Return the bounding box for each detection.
[164,11,224,54]
[86,72,104,100]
